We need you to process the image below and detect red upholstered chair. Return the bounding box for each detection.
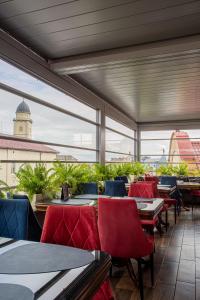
[41,205,114,300]
[145,180,177,224]
[144,175,159,185]
[98,198,154,300]
[128,182,159,232]
[191,190,200,211]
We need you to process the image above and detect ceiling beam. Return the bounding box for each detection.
[49,34,200,74]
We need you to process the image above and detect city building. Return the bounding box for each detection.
[169,130,200,170]
[0,101,57,185]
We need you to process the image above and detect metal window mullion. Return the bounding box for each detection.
[105,150,134,156]
[99,109,105,165]
[0,82,98,126]
[0,134,98,152]
[105,126,135,140]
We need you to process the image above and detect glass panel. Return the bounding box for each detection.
[141,130,173,139]
[106,129,134,154]
[141,140,170,156]
[50,146,97,162]
[106,152,134,162]
[106,116,134,137]
[0,59,96,121]
[0,148,96,187]
[140,129,200,173]
[0,89,97,149]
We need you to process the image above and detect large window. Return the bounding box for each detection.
[140,129,200,171]
[0,59,98,185]
[105,117,135,162]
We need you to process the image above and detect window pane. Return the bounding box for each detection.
[106,152,134,162]
[106,116,134,137]
[140,129,200,173]
[0,89,97,149]
[141,140,170,156]
[141,130,173,139]
[106,129,134,154]
[0,59,96,121]
[51,146,97,162]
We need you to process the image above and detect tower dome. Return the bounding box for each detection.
[16,100,31,114]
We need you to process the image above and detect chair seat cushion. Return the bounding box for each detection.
[140,217,158,226]
[164,198,176,205]
[192,190,200,196]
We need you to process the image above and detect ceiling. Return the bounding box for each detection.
[0,0,200,123]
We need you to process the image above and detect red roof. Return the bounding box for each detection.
[0,138,57,153]
[172,131,200,162]
[191,141,200,160]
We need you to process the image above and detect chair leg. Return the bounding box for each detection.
[192,196,194,213]
[137,259,144,300]
[109,264,113,277]
[165,210,168,232]
[126,259,137,283]
[150,253,154,287]
[174,204,177,224]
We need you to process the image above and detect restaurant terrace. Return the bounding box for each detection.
[0,1,200,300]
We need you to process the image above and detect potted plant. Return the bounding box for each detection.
[130,161,147,181]
[112,163,133,179]
[174,162,189,179]
[53,162,79,197]
[156,164,175,176]
[0,180,13,199]
[16,163,58,204]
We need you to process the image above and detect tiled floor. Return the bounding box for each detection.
[111,207,200,300]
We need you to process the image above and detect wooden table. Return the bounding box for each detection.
[113,197,164,220]
[177,182,200,190]
[0,238,111,300]
[35,195,164,222]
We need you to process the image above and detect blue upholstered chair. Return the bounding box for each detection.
[0,196,42,241]
[78,182,98,195]
[13,194,29,200]
[13,194,42,241]
[0,198,29,240]
[160,176,177,187]
[160,176,182,213]
[115,176,129,184]
[105,180,127,197]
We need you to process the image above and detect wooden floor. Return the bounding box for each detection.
[111,207,200,300]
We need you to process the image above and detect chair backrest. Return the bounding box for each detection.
[78,182,98,195]
[41,205,101,251]
[13,194,29,200]
[160,176,177,187]
[128,182,156,198]
[145,175,159,184]
[98,198,151,258]
[114,176,128,184]
[105,180,126,197]
[13,194,42,242]
[0,198,28,239]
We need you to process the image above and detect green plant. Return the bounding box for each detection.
[16,163,58,200]
[156,164,175,176]
[130,162,147,177]
[53,162,78,192]
[0,180,13,199]
[111,163,133,178]
[174,162,189,177]
[91,163,116,182]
